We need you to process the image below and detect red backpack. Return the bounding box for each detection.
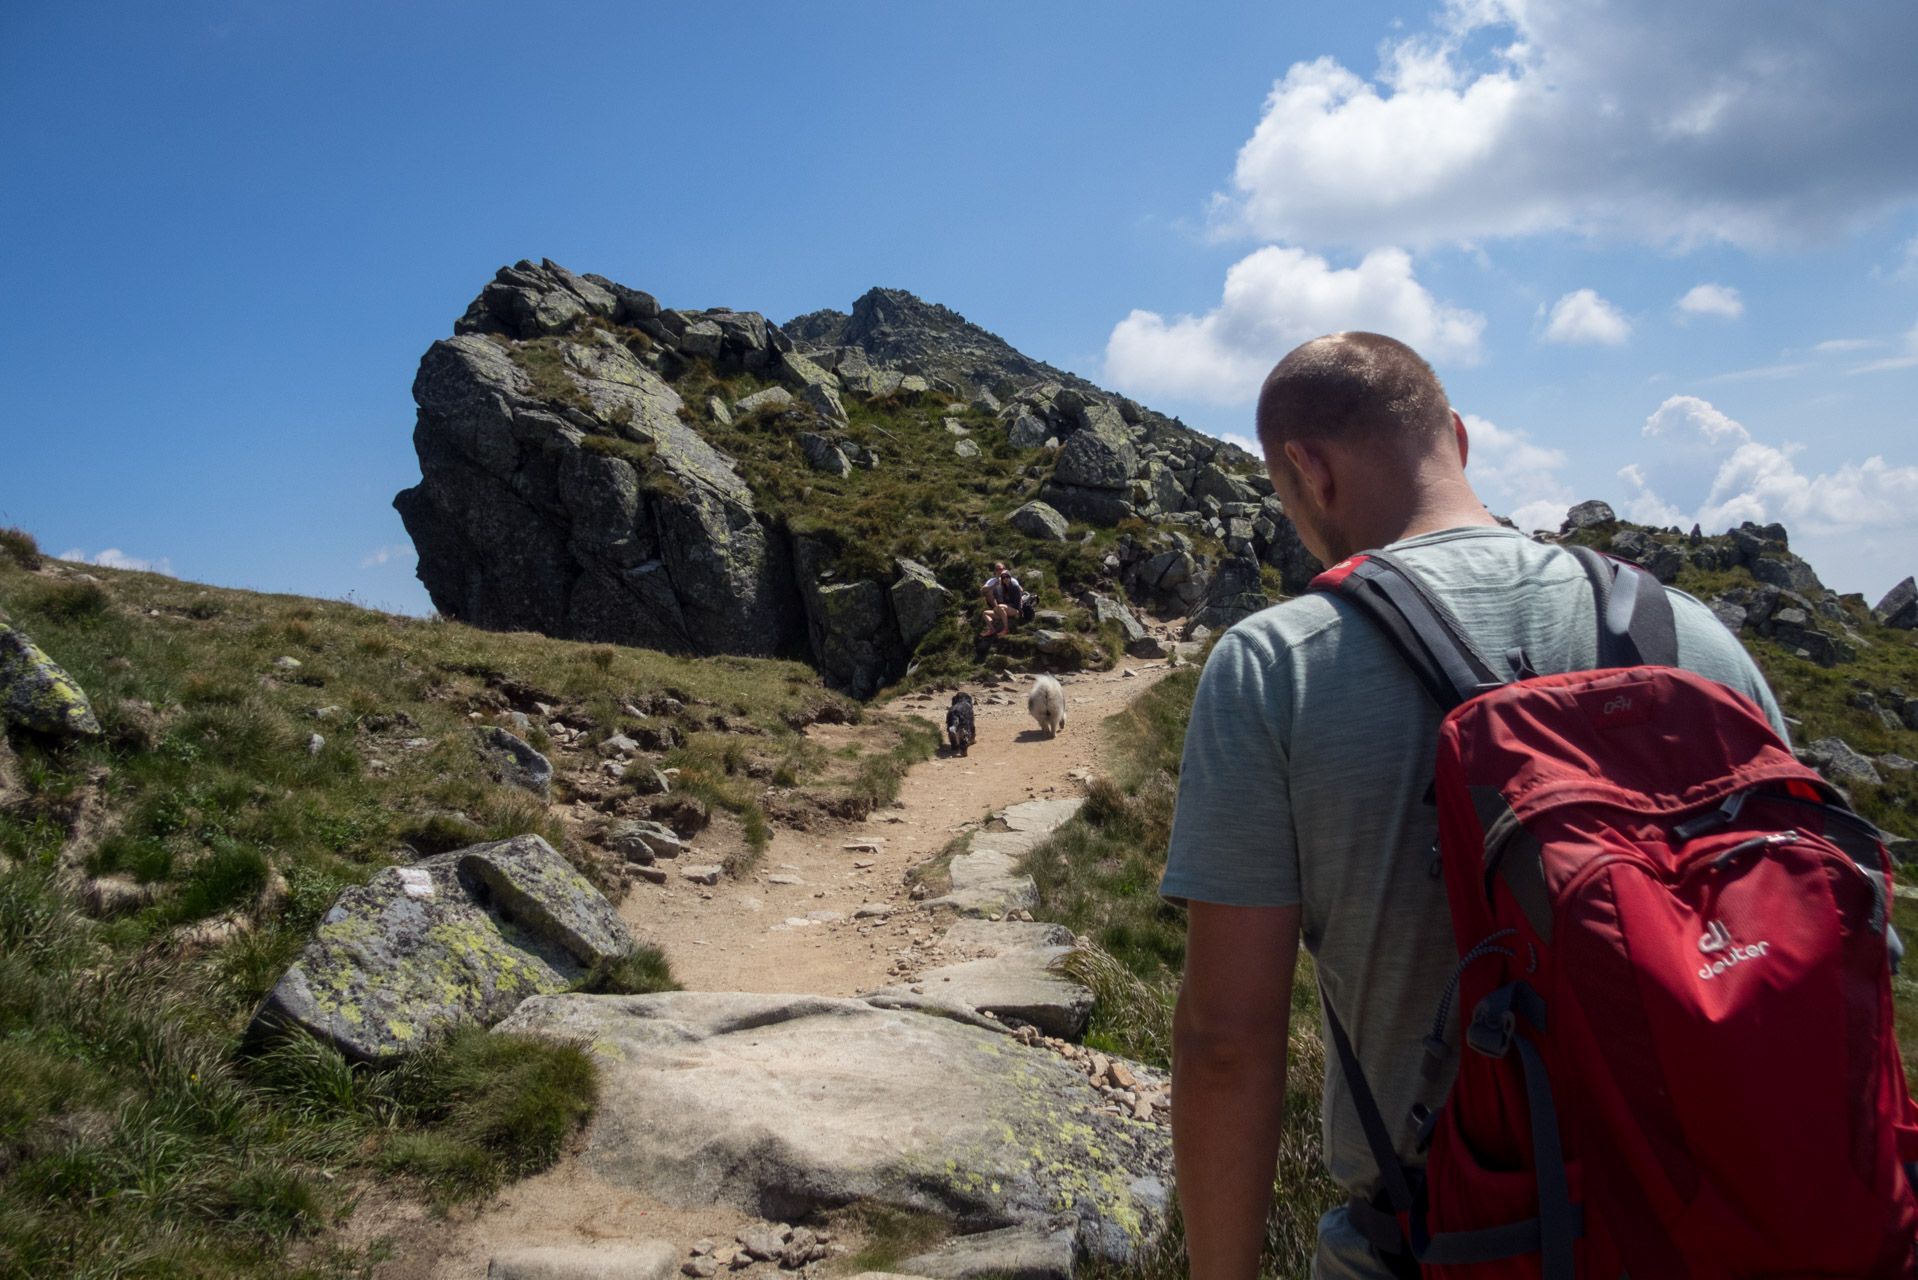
[1309,545,1918,1279]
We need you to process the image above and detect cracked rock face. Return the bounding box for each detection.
[396,261,801,658]
[494,991,1171,1264]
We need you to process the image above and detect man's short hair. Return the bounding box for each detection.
[1255,332,1451,456]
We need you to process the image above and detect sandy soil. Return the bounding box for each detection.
[355,662,1174,1279]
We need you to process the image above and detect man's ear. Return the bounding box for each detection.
[1282,438,1335,510]
[1452,409,1470,468]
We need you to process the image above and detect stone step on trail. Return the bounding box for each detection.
[488,1240,678,1280]
[863,919,1092,1040]
[918,797,1082,918]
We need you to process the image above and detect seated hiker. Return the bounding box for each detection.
[980,562,1028,637]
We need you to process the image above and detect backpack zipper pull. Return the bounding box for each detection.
[1711,830,1798,871]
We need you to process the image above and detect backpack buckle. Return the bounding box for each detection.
[1465,981,1547,1059]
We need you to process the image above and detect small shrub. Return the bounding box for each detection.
[0,525,42,571]
[577,944,680,995]
[380,1025,598,1197]
[27,578,110,625]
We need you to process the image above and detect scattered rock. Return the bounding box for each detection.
[1801,737,1881,787]
[495,992,1171,1263]
[953,439,981,459]
[249,835,635,1063]
[476,726,555,799]
[598,733,641,758]
[734,387,795,416]
[680,865,723,886]
[1007,501,1069,543]
[306,733,325,756]
[609,819,683,862]
[1561,499,1616,532]
[800,432,853,477]
[272,655,302,670]
[0,624,102,737]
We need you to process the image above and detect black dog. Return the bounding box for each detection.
[945,692,976,757]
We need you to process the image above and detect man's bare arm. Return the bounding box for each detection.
[1174,901,1302,1280]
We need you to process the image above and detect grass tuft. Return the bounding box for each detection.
[0,525,42,572]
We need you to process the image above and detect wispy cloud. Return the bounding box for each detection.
[1851,320,1918,373]
[1813,337,1879,352]
[361,544,415,568]
[1699,362,1810,384]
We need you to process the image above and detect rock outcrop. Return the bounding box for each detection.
[494,991,1170,1264]
[395,260,1274,693]
[249,834,635,1063]
[396,262,802,657]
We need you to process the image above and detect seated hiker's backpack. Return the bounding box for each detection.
[1309,545,1918,1279]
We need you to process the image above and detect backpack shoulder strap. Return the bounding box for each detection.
[1310,549,1507,711]
[1563,545,1678,668]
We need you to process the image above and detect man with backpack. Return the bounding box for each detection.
[1162,333,1915,1278]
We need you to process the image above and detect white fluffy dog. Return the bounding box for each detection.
[1027,675,1066,737]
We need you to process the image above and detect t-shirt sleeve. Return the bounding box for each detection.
[1159,630,1301,908]
[1667,589,1792,745]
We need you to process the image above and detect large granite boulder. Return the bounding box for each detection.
[1876,577,1918,630]
[493,991,1170,1263]
[1051,408,1136,492]
[1183,552,1270,635]
[0,623,101,737]
[397,264,802,658]
[1256,497,1322,596]
[795,538,900,698]
[249,835,634,1063]
[889,559,951,650]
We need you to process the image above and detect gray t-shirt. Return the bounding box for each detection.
[1161,526,1784,1200]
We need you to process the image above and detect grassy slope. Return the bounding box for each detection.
[0,543,934,1279]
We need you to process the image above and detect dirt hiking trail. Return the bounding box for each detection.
[349,662,1175,1280]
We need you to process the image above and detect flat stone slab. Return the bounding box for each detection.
[922,799,1083,918]
[867,921,1092,1040]
[493,992,1170,1264]
[250,835,633,1063]
[488,1241,677,1280]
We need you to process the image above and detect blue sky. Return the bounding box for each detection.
[4,1,1916,611]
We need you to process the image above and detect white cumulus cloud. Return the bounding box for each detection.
[1642,394,1750,446]
[58,547,175,576]
[1104,245,1485,405]
[1463,412,1572,532]
[1543,290,1631,346]
[1221,0,1918,249]
[1617,394,1918,536]
[1676,284,1744,319]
